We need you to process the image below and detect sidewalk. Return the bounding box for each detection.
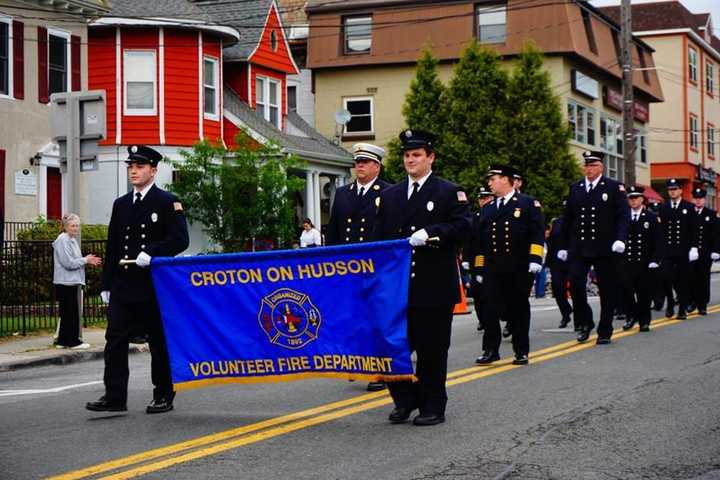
[0,328,147,372]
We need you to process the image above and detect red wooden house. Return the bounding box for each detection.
[86,0,352,250]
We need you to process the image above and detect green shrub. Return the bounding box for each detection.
[16,216,108,241]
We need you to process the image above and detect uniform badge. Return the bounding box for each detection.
[173,202,183,212]
[375,197,380,208]
[644,221,649,229]
[151,212,158,223]
[533,200,542,208]
[514,208,521,218]
[427,201,434,211]
[349,183,354,190]
[602,193,608,201]
[618,184,625,192]
[373,185,380,191]
[258,288,321,350]
[457,191,467,203]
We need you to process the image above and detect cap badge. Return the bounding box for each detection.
[602,193,608,201]
[427,201,434,211]
[131,145,138,153]
[151,212,158,222]
[405,130,412,138]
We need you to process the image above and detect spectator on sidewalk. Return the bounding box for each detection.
[52,213,102,349]
[299,218,322,247]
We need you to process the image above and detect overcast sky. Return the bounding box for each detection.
[590,0,720,34]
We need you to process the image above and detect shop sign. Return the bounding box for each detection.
[572,70,599,99]
[603,87,650,123]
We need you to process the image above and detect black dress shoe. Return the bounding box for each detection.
[413,413,445,426]
[476,323,484,332]
[676,310,687,320]
[622,318,637,331]
[502,326,511,338]
[558,316,571,328]
[577,326,591,343]
[687,303,696,313]
[366,381,386,392]
[698,306,707,315]
[86,396,127,412]
[665,307,674,318]
[639,324,650,332]
[146,397,174,414]
[652,302,663,311]
[475,351,500,365]
[388,407,415,424]
[596,337,612,345]
[615,313,626,322]
[512,354,529,365]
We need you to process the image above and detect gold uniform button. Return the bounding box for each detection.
[411,261,416,266]
[141,244,146,249]
[411,273,416,278]
[360,228,365,232]
[361,218,366,223]
[359,237,364,241]
[124,246,128,250]
[345,237,350,241]
[125,235,129,240]
[124,266,129,270]
[141,234,146,239]
[124,255,129,259]
[346,228,351,232]
[347,219,352,223]
[141,224,146,229]
[410,226,416,232]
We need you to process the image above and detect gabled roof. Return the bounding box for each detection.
[194,0,275,61]
[223,87,353,165]
[598,1,711,36]
[107,0,210,20]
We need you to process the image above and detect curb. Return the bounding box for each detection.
[0,344,147,373]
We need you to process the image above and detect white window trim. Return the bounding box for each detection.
[123,49,157,116]
[599,113,623,156]
[0,15,13,100]
[343,96,374,135]
[689,47,698,83]
[567,99,595,146]
[689,114,699,149]
[635,130,648,164]
[47,27,71,97]
[203,55,219,121]
[476,4,507,44]
[706,61,715,96]
[707,124,715,158]
[255,74,281,128]
[343,16,372,55]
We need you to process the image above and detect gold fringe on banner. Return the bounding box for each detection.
[174,373,418,392]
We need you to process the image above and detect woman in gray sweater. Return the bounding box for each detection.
[52,213,102,348]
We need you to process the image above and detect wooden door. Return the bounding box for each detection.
[46,167,61,219]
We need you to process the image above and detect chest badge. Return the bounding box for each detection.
[373,185,380,191]
[514,208,521,218]
[706,216,710,222]
[427,201,434,212]
[644,221,649,229]
[151,212,158,223]
[375,197,381,208]
[602,193,608,202]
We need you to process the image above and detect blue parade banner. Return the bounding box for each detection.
[150,240,413,390]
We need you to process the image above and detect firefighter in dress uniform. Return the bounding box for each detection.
[557,150,629,344]
[373,129,470,426]
[658,179,697,320]
[689,187,719,315]
[473,165,545,366]
[620,186,663,332]
[326,142,391,392]
[463,187,496,332]
[86,146,189,414]
[547,207,576,330]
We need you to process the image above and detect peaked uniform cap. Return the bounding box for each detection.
[582,150,605,164]
[486,163,517,178]
[666,178,681,189]
[399,129,436,151]
[692,187,707,198]
[352,143,385,164]
[126,145,162,166]
[627,185,645,198]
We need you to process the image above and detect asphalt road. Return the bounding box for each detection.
[2,279,720,480]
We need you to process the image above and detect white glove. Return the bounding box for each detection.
[528,262,543,274]
[648,262,659,269]
[475,275,483,284]
[611,240,626,254]
[136,251,152,268]
[100,291,110,304]
[408,229,429,247]
[711,252,720,261]
[557,250,568,262]
[461,261,470,270]
[688,247,699,262]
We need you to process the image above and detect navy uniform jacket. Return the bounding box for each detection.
[658,200,696,258]
[623,209,663,267]
[101,185,190,303]
[463,208,486,295]
[694,207,717,259]
[373,174,470,307]
[478,192,545,274]
[546,216,569,272]
[325,179,391,245]
[559,176,629,258]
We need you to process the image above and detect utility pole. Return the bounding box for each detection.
[621,0,636,186]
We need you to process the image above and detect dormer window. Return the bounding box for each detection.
[343,16,371,54]
[256,75,280,128]
[476,4,507,44]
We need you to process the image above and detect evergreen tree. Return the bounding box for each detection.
[506,43,581,221]
[384,47,446,182]
[441,41,510,195]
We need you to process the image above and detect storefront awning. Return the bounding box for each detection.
[639,184,663,203]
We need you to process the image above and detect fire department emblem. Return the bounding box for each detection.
[258,288,321,350]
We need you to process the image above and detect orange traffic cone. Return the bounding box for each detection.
[454,263,470,315]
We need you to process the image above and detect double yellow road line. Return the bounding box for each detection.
[50,305,720,480]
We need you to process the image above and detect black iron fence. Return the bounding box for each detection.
[0,240,107,336]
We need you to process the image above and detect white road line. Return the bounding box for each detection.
[0,381,102,397]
